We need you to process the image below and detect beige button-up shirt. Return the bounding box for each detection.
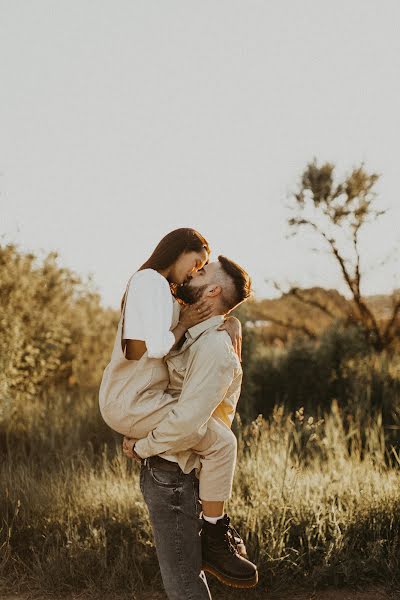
[134,314,243,475]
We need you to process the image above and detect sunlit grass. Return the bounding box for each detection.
[2,397,400,596]
[2,239,400,597]
[1,443,155,595]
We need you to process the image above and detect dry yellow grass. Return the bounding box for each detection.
[2,399,400,597]
[2,243,400,597]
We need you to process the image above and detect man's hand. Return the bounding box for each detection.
[122,436,143,463]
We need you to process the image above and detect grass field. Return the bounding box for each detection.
[2,391,400,598]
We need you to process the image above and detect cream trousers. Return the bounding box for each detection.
[129,397,237,502]
[99,306,237,502]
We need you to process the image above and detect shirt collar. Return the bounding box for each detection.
[186,315,225,341]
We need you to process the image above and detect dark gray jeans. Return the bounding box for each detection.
[139,459,212,600]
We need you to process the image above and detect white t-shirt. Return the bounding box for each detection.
[122,269,176,359]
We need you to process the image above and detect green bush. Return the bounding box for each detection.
[0,243,116,431]
[242,321,400,425]
[2,243,400,596]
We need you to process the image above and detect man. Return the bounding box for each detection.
[123,255,257,599]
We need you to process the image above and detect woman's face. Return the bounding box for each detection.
[170,248,209,285]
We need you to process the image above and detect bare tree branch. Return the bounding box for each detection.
[260,313,318,340]
[292,219,356,295]
[288,161,387,351]
[270,278,356,323]
[382,296,400,345]
[352,223,361,298]
[288,287,338,320]
[291,221,382,343]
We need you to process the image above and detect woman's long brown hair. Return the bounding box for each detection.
[120,228,210,314]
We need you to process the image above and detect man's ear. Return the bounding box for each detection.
[206,285,222,298]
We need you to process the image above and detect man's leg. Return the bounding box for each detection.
[139,459,212,600]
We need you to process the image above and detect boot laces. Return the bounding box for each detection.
[203,515,240,555]
[228,524,244,544]
[217,529,236,554]
[223,515,244,547]
[221,518,238,555]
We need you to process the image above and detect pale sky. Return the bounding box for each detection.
[1,1,400,309]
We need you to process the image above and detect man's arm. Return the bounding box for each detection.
[134,337,238,458]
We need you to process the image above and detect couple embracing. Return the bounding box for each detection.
[99,227,258,599]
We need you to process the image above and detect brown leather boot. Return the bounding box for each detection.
[201,514,258,589]
[227,522,247,558]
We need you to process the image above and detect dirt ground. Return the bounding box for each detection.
[1,588,398,600]
[139,591,396,600]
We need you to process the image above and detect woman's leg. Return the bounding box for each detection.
[190,420,258,587]
[135,413,237,507]
[127,391,178,439]
[132,402,237,506]
[191,417,237,504]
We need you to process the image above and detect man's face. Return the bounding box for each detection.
[175,262,221,304]
[169,248,209,285]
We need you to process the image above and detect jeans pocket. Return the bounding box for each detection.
[139,465,145,494]
[149,466,181,488]
[191,475,201,516]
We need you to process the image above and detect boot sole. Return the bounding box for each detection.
[202,562,258,589]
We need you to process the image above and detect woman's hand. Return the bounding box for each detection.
[179,299,213,330]
[122,437,142,463]
[218,316,242,361]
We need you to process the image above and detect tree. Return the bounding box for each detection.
[266,160,399,352]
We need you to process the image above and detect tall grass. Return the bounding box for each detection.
[240,322,400,428]
[2,394,400,596]
[2,242,400,596]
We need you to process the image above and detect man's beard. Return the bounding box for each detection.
[175,283,207,305]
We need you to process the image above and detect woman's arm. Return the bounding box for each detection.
[124,273,175,359]
[171,300,213,348]
[124,272,213,359]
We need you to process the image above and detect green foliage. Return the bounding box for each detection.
[0,243,117,427]
[2,242,400,596]
[2,400,400,596]
[241,320,400,425]
[293,159,382,227]
[286,160,399,353]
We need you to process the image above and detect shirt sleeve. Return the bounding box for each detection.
[134,338,237,458]
[125,272,175,359]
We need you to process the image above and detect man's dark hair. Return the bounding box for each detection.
[217,255,252,312]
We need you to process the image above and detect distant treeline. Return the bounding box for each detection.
[1,242,400,439]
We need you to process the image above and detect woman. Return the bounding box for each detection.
[99,227,242,439]
[99,228,256,591]
[121,228,241,362]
